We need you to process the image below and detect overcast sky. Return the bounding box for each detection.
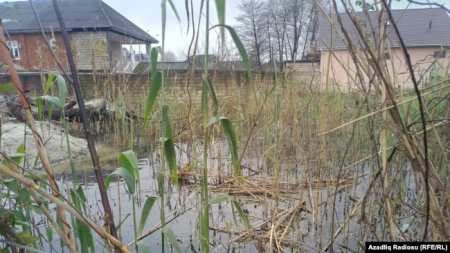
[103,0,241,57]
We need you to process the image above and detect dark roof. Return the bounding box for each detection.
[318,8,450,50]
[0,0,158,43]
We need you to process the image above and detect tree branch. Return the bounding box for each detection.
[406,0,450,13]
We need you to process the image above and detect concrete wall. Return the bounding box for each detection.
[320,47,450,91]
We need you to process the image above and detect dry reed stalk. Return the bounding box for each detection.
[209,176,356,198]
[0,22,76,252]
[224,200,306,251]
[271,201,306,251]
[381,83,397,240]
[321,0,450,241]
[0,163,130,253]
[378,13,398,237]
[321,198,362,252]
[318,82,450,136]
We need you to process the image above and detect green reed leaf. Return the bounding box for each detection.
[0,82,14,93]
[162,106,178,184]
[201,78,209,122]
[120,150,140,182]
[232,200,252,233]
[199,208,209,252]
[162,227,182,253]
[211,24,252,80]
[38,95,64,110]
[144,62,162,125]
[167,0,181,23]
[209,193,231,205]
[55,74,67,105]
[137,241,152,253]
[208,116,241,176]
[44,73,55,94]
[139,196,157,235]
[105,167,136,194]
[202,74,218,116]
[214,0,226,47]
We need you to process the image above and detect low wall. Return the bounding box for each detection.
[284,60,320,86]
[0,70,275,112]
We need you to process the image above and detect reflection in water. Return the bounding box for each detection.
[41,141,390,252]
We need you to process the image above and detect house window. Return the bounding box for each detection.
[434,50,446,58]
[6,41,20,60]
[49,38,57,48]
[384,52,391,60]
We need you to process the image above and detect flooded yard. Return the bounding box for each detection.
[44,141,374,252]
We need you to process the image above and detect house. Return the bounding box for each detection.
[0,0,158,72]
[317,8,450,90]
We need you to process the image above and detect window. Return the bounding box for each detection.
[6,41,20,60]
[49,38,57,48]
[434,50,446,58]
[384,52,391,60]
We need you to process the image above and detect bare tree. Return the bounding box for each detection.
[164,50,179,61]
[236,0,316,67]
[284,0,315,61]
[267,0,289,70]
[301,0,321,59]
[236,0,269,68]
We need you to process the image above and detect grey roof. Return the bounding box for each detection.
[0,0,158,43]
[318,8,450,50]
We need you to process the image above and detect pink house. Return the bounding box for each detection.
[317,8,450,91]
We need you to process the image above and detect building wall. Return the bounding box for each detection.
[6,33,68,71]
[320,47,450,91]
[107,32,123,71]
[284,61,320,86]
[70,31,110,71]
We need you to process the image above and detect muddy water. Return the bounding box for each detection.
[44,141,372,252]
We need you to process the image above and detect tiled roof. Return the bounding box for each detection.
[0,0,158,43]
[318,8,450,50]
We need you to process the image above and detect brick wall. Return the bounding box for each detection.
[284,61,320,86]
[70,32,110,71]
[77,70,274,110]
[1,70,273,113]
[7,33,68,71]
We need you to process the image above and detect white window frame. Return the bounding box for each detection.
[6,40,20,60]
[49,38,57,48]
